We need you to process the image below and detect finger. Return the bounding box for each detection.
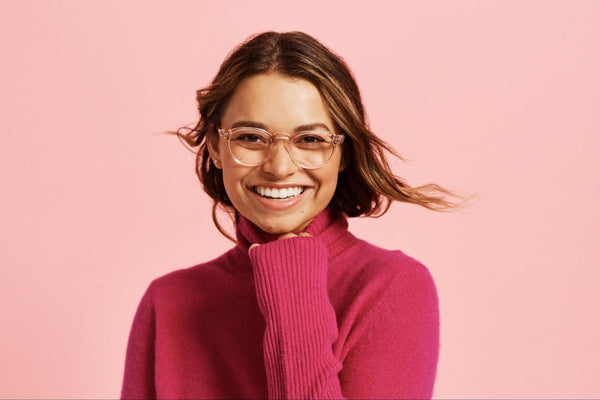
[249,243,260,252]
[278,232,297,240]
[298,232,312,237]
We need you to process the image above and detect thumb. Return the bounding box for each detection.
[248,243,260,253]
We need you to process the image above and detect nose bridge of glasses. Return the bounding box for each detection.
[267,135,294,159]
[262,133,303,171]
[258,144,297,176]
[269,133,292,144]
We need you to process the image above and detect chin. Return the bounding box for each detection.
[256,222,297,235]
[252,215,311,235]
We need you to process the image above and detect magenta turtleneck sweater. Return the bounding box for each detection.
[120,208,440,399]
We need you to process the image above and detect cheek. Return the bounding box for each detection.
[220,164,251,204]
[326,175,340,197]
[315,168,340,198]
[219,165,237,198]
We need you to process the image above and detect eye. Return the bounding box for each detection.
[230,129,270,149]
[298,135,326,143]
[293,132,331,149]
[237,134,266,143]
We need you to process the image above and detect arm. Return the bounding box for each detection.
[248,236,345,399]
[120,283,157,400]
[339,260,441,399]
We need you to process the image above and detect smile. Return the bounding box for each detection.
[253,186,305,200]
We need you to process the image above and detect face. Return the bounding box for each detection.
[208,72,344,234]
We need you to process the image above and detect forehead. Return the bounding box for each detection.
[221,72,334,131]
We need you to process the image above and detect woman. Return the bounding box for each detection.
[121,31,464,399]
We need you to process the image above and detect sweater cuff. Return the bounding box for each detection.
[249,236,330,322]
[248,236,344,399]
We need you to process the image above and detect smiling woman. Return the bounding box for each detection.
[121,31,467,399]
[208,73,344,235]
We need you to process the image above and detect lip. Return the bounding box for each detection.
[247,185,311,211]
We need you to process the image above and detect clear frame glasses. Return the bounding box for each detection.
[217,126,345,169]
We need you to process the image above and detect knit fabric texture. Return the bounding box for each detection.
[121,207,440,399]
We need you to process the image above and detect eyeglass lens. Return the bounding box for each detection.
[228,129,335,168]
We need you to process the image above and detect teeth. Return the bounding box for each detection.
[254,186,305,199]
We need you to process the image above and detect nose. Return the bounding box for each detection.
[261,140,298,178]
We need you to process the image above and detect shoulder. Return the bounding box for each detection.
[367,239,437,306]
[140,249,239,308]
[361,241,439,329]
[333,233,439,315]
[334,236,440,354]
[339,235,437,291]
[337,236,440,333]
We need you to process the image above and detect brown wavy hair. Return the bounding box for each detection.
[166,31,472,241]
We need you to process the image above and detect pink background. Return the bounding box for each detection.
[1,1,598,398]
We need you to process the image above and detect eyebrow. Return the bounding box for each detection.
[231,120,331,132]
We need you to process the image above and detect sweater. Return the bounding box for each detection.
[120,207,440,399]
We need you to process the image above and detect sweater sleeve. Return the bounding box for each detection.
[248,236,345,399]
[120,282,156,400]
[339,259,441,399]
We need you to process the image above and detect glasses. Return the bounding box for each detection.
[217,126,345,169]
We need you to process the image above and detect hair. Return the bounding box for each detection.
[165,31,472,242]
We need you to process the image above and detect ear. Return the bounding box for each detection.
[206,127,222,169]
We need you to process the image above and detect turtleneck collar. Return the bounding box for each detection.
[229,207,353,274]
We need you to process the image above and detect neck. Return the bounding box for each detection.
[230,207,352,270]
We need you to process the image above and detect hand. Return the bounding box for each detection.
[248,232,312,253]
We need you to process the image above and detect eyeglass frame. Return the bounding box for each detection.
[216,126,345,170]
